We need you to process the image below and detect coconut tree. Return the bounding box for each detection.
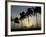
[14,17,19,28]
[26,8,33,26]
[11,17,13,21]
[14,17,19,24]
[34,7,41,28]
[20,11,26,28]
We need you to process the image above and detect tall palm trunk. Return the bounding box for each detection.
[21,20,23,29]
[28,16,30,28]
[36,13,38,28]
[14,21,15,29]
[28,16,29,25]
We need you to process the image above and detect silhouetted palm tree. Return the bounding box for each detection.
[14,17,19,29]
[26,8,33,25]
[34,7,41,14]
[34,7,41,28]
[20,11,26,28]
[14,17,19,24]
[11,16,13,21]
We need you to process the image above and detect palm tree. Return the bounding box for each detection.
[11,16,13,21]
[14,17,19,28]
[20,11,26,28]
[34,7,41,28]
[14,17,19,24]
[26,8,33,26]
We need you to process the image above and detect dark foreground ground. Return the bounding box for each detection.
[11,28,41,32]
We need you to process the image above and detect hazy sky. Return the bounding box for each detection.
[11,5,35,19]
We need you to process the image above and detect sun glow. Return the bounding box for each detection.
[23,18,32,29]
[27,21,32,29]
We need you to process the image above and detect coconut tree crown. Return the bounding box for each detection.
[14,17,19,24]
[26,8,33,16]
[20,11,26,20]
[34,7,41,14]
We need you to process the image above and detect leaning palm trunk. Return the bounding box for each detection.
[28,16,30,28]
[36,13,38,28]
[28,16,29,25]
